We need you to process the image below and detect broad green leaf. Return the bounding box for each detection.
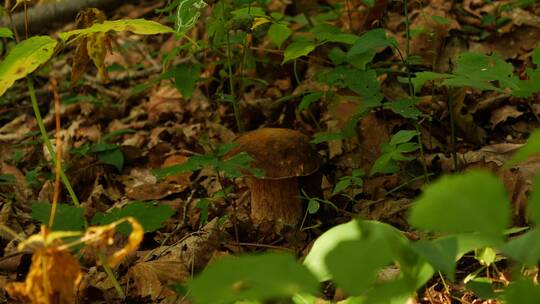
[173,63,202,98]
[409,171,510,238]
[465,278,496,300]
[0,36,57,96]
[59,19,173,41]
[431,15,450,25]
[230,7,267,18]
[389,130,418,145]
[343,69,383,109]
[311,24,358,45]
[0,27,13,39]
[304,219,406,281]
[361,279,416,304]
[32,203,85,231]
[326,238,394,295]
[347,29,396,57]
[188,253,319,304]
[282,41,316,64]
[508,128,540,165]
[268,22,292,48]
[175,0,207,33]
[501,228,540,266]
[410,237,458,281]
[504,279,540,304]
[92,201,174,234]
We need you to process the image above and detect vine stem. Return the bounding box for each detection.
[27,77,80,207]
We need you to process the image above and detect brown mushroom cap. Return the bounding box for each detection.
[225,128,320,179]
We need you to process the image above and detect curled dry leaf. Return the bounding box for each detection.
[83,216,143,267]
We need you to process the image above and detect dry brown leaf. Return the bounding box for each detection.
[490,104,524,128]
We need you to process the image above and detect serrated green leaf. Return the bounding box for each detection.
[0,36,57,96]
[188,253,319,304]
[32,202,85,231]
[409,171,510,238]
[282,41,316,64]
[59,19,173,41]
[92,201,174,234]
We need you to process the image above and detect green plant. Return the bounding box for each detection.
[370,130,420,176]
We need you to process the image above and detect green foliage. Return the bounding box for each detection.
[409,171,510,239]
[188,253,320,304]
[0,36,58,96]
[370,130,420,175]
[31,203,85,231]
[71,129,134,171]
[413,43,540,97]
[508,128,540,165]
[332,169,364,195]
[0,27,13,39]
[152,143,263,179]
[0,173,16,185]
[92,201,175,234]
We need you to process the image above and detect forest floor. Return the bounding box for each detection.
[1,0,540,303]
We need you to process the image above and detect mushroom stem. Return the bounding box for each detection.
[248,177,302,227]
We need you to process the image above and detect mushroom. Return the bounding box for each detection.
[225,128,320,227]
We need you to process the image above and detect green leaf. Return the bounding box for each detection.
[173,63,202,98]
[31,203,85,231]
[282,41,316,64]
[304,219,406,281]
[504,279,540,304]
[268,22,292,48]
[307,199,320,214]
[411,71,453,94]
[431,15,450,25]
[410,237,457,281]
[326,238,394,295]
[59,19,174,41]
[384,99,423,119]
[343,69,383,110]
[332,179,352,195]
[0,173,16,185]
[175,0,207,33]
[0,27,13,39]
[311,24,358,45]
[188,253,319,304]
[501,228,540,266]
[361,0,375,7]
[97,148,124,171]
[298,92,323,111]
[389,130,418,145]
[345,29,395,68]
[465,278,496,300]
[508,128,540,165]
[409,171,510,238]
[0,36,58,96]
[92,201,174,234]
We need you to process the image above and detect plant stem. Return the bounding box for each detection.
[403,0,429,182]
[99,252,126,299]
[27,77,80,207]
[222,1,244,132]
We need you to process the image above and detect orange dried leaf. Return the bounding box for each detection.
[6,247,82,304]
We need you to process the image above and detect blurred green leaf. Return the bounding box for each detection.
[188,253,319,304]
[409,171,510,238]
[32,203,85,231]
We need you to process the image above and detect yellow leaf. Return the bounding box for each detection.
[251,17,271,30]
